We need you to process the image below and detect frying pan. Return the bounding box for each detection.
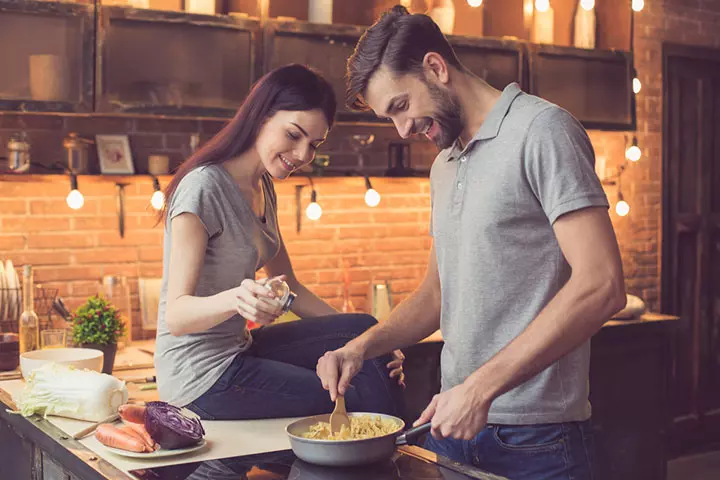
[285,412,431,467]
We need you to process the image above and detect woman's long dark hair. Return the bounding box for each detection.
[161,64,337,221]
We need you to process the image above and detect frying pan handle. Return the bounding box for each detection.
[396,422,432,446]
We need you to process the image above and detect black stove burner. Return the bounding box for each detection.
[128,449,482,480]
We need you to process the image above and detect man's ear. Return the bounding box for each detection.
[423,52,450,84]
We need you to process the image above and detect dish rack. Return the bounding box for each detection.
[0,286,60,334]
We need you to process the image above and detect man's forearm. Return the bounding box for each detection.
[467,270,625,403]
[348,282,441,360]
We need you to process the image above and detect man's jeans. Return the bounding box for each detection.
[424,420,596,480]
[186,314,405,421]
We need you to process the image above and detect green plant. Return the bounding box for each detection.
[71,295,126,346]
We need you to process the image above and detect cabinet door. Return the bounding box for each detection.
[263,21,378,123]
[449,36,525,91]
[529,45,635,130]
[0,0,94,113]
[96,6,259,118]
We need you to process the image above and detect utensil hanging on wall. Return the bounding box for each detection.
[115,183,128,238]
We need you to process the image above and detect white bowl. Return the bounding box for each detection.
[20,348,104,379]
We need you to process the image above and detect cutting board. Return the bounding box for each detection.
[0,379,296,474]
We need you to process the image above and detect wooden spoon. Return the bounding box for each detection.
[329,395,351,435]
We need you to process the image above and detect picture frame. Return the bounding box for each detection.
[96,134,135,174]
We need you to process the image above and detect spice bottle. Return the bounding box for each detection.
[265,278,297,313]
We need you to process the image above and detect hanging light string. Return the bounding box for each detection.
[305,177,322,221]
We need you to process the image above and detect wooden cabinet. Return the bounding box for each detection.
[448,36,526,91]
[528,44,635,130]
[0,0,94,113]
[96,6,260,118]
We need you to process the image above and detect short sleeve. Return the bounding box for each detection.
[523,107,609,224]
[167,168,223,237]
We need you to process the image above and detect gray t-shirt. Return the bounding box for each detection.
[155,164,280,407]
[430,83,609,424]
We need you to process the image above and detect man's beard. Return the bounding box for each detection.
[424,81,464,150]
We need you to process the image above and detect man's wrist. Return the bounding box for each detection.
[465,364,505,407]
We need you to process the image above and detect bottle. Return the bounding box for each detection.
[101,275,132,349]
[265,278,297,313]
[19,265,39,354]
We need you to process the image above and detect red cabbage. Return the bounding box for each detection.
[144,401,205,450]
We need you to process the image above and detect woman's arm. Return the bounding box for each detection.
[165,213,281,336]
[264,239,338,318]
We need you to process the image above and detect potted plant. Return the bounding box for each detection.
[71,295,126,374]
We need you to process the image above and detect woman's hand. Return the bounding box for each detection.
[230,277,284,326]
[387,349,406,388]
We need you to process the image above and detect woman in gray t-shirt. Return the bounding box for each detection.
[154,64,405,421]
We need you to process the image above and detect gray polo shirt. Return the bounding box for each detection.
[430,83,609,424]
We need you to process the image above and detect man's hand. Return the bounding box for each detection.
[387,350,406,388]
[316,346,364,401]
[413,378,491,440]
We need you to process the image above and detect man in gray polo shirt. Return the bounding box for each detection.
[316,6,626,480]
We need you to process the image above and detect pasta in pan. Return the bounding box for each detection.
[302,415,401,441]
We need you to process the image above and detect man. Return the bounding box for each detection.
[316,5,626,480]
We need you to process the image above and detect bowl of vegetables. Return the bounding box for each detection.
[20,347,103,379]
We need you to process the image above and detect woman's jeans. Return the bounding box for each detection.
[424,420,597,480]
[186,314,404,421]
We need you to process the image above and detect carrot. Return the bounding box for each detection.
[124,423,156,451]
[118,404,146,424]
[95,424,146,453]
[119,425,153,452]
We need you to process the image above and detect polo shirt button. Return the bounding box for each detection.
[457,182,463,190]
[460,156,467,162]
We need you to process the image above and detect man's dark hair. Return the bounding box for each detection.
[345,4,463,112]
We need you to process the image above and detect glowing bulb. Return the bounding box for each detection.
[66,189,84,210]
[633,77,642,94]
[632,0,644,12]
[306,202,322,220]
[580,0,594,10]
[151,190,165,210]
[467,0,483,6]
[365,189,381,207]
[626,145,641,162]
[535,0,550,13]
[616,200,630,217]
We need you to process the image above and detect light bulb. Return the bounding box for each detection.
[626,145,642,162]
[580,0,594,10]
[151,190,165,210]
[633,77,642,94]
[616,200,630,217]
[535,0,550,13]
[632,0,644,12]
[66,189,84,210]
[365,188,381,207]
[467,0,483,6]
[306,202,322,220]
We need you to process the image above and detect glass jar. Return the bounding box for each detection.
[101,275,132,349]
[265,278,297,313]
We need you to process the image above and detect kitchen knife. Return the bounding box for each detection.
[397,445,509,480]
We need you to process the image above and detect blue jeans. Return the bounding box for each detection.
[185,314,404,421]
[424,421,596,480]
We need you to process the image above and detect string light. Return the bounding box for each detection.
[364,176,381,207]
[632,0,644,12]
[625,136,642,162]
[467,0,483,6]
[633,77,642,94]
[535,0,551,13]
[66,173,84,210]
[150,176,165,211]
[616,192,630,217]
[580,0,594,10]
[306,178,322,220]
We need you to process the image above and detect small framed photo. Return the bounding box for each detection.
[96,134,135,174]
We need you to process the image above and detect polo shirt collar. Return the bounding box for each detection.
[444,82,523,162]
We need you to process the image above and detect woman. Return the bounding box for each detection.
[155,64,405,421]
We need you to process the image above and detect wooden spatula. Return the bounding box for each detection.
[329,395,351,434]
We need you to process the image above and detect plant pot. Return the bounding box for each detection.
[81,343,117,375]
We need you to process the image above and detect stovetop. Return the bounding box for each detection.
[128,448,497,480]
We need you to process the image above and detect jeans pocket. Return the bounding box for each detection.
[491,424,566,453]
